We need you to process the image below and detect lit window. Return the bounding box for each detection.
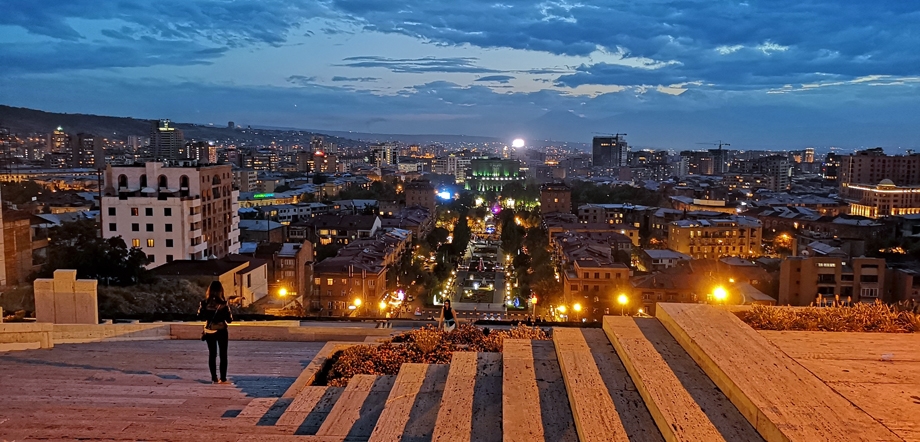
[327,278,333,286]
[131,208,138,216]
[132,239,140,247]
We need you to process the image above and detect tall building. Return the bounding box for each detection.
[823,152,840,182]
[592,135,628,169]
[149,120,184,161]
[71,133,104,169]
[540,183,571,215]
[47,127,69,154]
[101,162,240,268]
[737,155,791,191]
[840,148,920,187]
[373,143,398,168]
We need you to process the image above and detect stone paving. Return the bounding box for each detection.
[0,340,323,441]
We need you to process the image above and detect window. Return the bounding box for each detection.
[817,262,836,268]
[327,278,333,286]
[165,224,173,232]
[571,285,578,291]
[247,275,251,287]
[582,285,588,292]
[605,273,610,279]
[146,224,153,232]
[166,255,174,263]
[164,208,172,216]
[146,239,154,247]
[132,239,140,247]
[147,254,155,263]
[131,208,139,216]
[314,278,321,286]
[593,285,599,292]
[108,207,116,216]
[355,280,361,286]
[108,223,117,232]
[583,272,589,279]
[132,223,139,232]
[369,280,375,287]
[145,208,153,216]
[166,239,173,247]
[594,272,599,279]
[860,274,879,283]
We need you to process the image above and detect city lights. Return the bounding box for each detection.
[713,287,728,302]
[511,138,525,148]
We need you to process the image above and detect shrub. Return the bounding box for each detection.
[319,323,550,386]
[739,301,919,333]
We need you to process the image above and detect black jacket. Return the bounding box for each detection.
[197,300,233,327]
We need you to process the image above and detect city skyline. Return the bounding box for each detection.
[1,1,919,149]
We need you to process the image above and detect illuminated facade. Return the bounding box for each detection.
[843,180,920,218]
[840,148,920,188]
[464,158,524,192]
[667,217,762,259]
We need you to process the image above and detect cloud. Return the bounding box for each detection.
[331,76,379,82]
[337,56,500,74]
[475,75,515,83]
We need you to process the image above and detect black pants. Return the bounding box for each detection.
[204,329,229,381]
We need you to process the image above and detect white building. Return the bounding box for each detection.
[101,162,240,268]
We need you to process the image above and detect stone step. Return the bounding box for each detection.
[553,328,635,442]
[656,303,902,442]
[276,386,344,434]
[236,397,293,426]
[315,374,396,441]
[432,352,502,442]
[502,339,578,442]
[603,316,763,442]
[368,363,450,441]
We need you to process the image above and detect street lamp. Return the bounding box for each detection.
[378,301,387,317]
[278,288,288,297]
[573,303,582,322]
[617,294,628,316]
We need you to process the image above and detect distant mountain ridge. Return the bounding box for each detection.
[0,105,365,148]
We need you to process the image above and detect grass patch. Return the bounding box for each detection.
[316,324,549,387]
[739,301,920,333]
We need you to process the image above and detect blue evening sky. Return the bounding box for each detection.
[1,1,918,149]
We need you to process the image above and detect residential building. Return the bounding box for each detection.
[240,241,313,304]
[71,133,104,169]
[540,183,571,215]
[667,216,762,259]
[238,219,285,243]
[735,155,791,191]
[312,255,387,317]
[779,257,886,306]
[101,162,240,268]
[638,249,692,272]
[577,203,654,229]
[839,148,920,188]
[301,214,381,245]
[404,180,436,213]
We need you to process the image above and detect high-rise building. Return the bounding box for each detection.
[737,155,791,191]
[592,135,628,169]
[71,133,104,169]
[823,152,840,181]
[47,127,69,154]
[373,143,398,168]
[839,148,920,187]
[149,120,184,161]
[101,162,240,268]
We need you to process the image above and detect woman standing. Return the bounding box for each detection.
[439,299,457,332]
[198,281,233,384]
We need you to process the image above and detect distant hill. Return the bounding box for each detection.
[0,105,366,148]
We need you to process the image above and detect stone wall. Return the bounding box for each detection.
[34,269,98,324]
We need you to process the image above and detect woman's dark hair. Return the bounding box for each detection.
[206,281,226,304]
[443,299,451,308]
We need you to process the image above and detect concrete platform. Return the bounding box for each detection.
[0,340,323,441]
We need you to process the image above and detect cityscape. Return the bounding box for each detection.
[1,1,919,441]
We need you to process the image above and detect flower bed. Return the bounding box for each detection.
[314,324,549,387]
[738,302,920,333]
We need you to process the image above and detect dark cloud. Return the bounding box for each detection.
[328,0,920,90]
[337,56,500,73]
[331,76,379,82]
[475,75,515,83]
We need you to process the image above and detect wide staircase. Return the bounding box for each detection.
[227,303,903,442]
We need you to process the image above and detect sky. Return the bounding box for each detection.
[1,0,919,150]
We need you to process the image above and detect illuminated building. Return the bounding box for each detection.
[667,217,762,259]
[540,183,571,215]
[592,135,628,169]
[101,162,240,267]
[843,180,920,218]
[779,257,885,305]
[464,158,524,192]
[149,119,185,161]
[840,148,920,188]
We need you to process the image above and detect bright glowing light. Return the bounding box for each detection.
[531,296,538,305]
[574,303,582,312]
[713,287,728,302]
[511,138,525,148]
[278,288,288,297]
[557,305,567,313]
[475,197,484,206]
[353,298,362,307]
[379,301,387,310]
[617,294,628,306]
[437,191,452,200]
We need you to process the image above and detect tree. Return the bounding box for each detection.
[427,227,449,249]
[315,243,344,262]
[38,218,149,285]
[451,217,472,255]
[1,181,45,205]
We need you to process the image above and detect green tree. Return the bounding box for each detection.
[452,217,472,256]
[1,181,45,205]
[39,218,149,285]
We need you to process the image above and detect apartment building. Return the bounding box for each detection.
[779,257,885,306]
[101,162,240,268]
[667,216,762,259]
[540,183,572,215]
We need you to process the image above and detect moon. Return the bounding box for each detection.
[511,138,525,148]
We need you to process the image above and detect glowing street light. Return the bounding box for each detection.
[573,303,582,312]
[617,294,628,316]
[278,288,288,297]
[354,298,362,307]
[713,286,728,303]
